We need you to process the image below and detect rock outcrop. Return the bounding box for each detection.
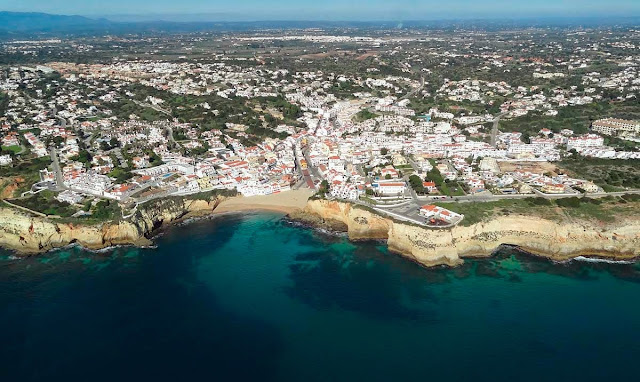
[0,197,221,254]
[2,196,639,267]
[293,199,640,267]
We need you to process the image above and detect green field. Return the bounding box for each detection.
[560,157,640,190]
[1,145,21,154]
[499,100,640,136]
[434,195,638,226]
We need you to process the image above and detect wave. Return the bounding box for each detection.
[571,256,636,265]
[63,242,157,254]
[312,227,349,238]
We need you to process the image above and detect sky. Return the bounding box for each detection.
[1,0,640,21]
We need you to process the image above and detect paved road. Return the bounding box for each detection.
[166,126,177,146]
[490,113,506,147]
[56,116,67,128]
[292,143,308,187]
[83,132,96,154]
[302,169,315,189]
[302,148,322,187]
[349,187,640,227]
[400,76,425,100]
[132,100,172,116]
[418,189,640,203]
[49,146,66,191]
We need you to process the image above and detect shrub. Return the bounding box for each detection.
[621,194,640,202]
[555,197,581,208]
[526,197,552,206]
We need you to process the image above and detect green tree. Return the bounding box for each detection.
[318,180,330,196]
[409,174,425,193]
[108,167,133,183]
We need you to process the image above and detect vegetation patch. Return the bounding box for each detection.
[435,196,638,226]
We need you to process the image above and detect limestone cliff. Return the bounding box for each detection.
[3,195,639,267]
[0,197,221,254]
[295,199,640,267]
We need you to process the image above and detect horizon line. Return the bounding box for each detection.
[2,11,640,23]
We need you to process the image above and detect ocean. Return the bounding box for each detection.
[1,212,640,381]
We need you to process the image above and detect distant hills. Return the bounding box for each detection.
[0,12,112,33]
[0,11,638,36]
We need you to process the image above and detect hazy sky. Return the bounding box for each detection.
[2,0,640,21]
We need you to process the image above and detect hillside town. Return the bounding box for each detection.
[1,26,639,227]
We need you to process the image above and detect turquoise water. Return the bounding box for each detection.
[2,212,640,381]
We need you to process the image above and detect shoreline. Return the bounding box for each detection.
[294,199,640,267]
[1,191,639,268]
[211,189,314,216]
[0,190,314,256]
[2,208,638,268]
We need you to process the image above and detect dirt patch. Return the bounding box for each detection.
[498,161,558,175]
[299,52,332,59]
[0,177,25,199]
[356,52,377,60]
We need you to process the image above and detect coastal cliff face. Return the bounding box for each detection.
[0,197,221,254]
[2,195,639,267]
[296,199,640,267]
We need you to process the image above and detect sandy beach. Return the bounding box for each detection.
[213,189,315,215]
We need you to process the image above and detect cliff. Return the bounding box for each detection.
[293,199,640,267]
[2,195,639,267]
[0,197,221,254]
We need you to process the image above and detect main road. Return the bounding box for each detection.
[490,113,506,147]
[418,189,640,203]
[400,76,425,101]
[49,146,66,191]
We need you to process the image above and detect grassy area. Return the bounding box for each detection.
[352,109,379,122]
[0,157,51,177]
[0,157,51,196]
[434,196,638,226]
[447,182,466,196]
[559,157,640,189]
[182,188,237,201]
[434,198,559,226]
[1,145,21,154]
[499,99,640,136]
[9,190,77,218]
[424,161,465,196]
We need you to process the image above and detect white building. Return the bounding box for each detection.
[591,118,639,136]
[419,204,462,224]
[372,181,406,196]
[567,134,605,151]
[0,154,12,166]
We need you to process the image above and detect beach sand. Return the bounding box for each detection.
[213,189,315,215]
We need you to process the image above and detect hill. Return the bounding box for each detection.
[0,11,111,33]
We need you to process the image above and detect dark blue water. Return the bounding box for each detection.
[2,212,640,381]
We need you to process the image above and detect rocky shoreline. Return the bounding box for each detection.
[1,197,639,267]
[289,199,640,267]
[0,197,223,255]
